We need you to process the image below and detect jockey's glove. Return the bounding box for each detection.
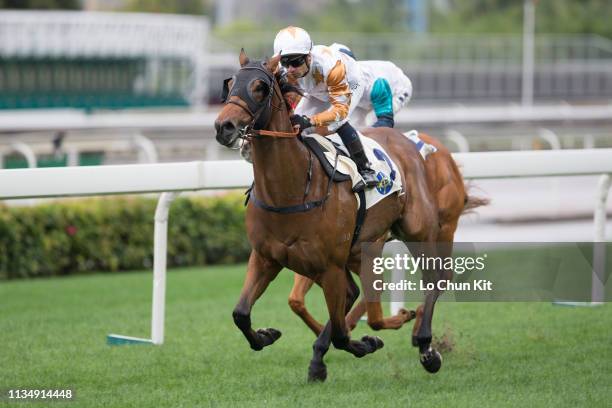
[290,114,313,133]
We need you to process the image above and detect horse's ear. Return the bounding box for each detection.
[239,48,250,67]
[267,54,281,73]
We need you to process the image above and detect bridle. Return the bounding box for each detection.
[221,61,300,147]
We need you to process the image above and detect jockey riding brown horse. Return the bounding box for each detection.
[214,50,485,382]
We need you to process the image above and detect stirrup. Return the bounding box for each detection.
[360,168,379,188]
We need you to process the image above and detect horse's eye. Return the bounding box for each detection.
[250,80,270,103]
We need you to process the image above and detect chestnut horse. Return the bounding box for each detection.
[214,51,480,381]
[287,134,486,337]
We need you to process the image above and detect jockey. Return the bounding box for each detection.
[273,26,378,187]
[330,43,412,128]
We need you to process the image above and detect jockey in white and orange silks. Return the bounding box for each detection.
[330,43,413,128]
[273,26,378,187]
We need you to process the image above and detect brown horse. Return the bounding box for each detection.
[214,50,479,381]
[287,134,486,337]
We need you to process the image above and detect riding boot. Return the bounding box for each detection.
[346,139,379,187]
[336,122,379,188]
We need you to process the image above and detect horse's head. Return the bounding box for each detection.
[214,49,281,148]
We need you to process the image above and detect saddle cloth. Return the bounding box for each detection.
[304,130,437,210]
[403,130,438,159]
[304,133,399,210]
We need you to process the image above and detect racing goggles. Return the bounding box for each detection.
[280,54,307,68]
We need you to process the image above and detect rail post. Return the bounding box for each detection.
[592,174,611,304]
[151,191,179,345]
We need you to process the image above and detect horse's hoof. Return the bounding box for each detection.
[398,308,417,322]
[254,328,282,349]
[308,362,327,382]
[411,335,418,347]
[261,327,282,341]
[420,348,442,373]
[362,335,384,352]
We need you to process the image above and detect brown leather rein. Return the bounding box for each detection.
[254,127,301,138]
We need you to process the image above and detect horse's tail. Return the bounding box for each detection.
[417,131,490,215]
[462,183,490,214]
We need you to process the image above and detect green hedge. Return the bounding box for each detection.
[0,194,250,280]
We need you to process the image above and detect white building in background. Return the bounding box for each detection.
[0,10,211,108]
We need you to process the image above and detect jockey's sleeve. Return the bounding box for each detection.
[370,78,394,118]
[310,60,351,127]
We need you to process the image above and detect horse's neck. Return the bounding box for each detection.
[251,91,310,206]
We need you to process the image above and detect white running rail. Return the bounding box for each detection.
[0,149,610,344]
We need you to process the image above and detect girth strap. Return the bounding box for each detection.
[249,189,328,214]
[351,189,367,247]
[246,187,367,248]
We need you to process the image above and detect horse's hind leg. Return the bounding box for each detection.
[345,255,416,331]
[406,240,446,373]
[365,301,416,330]
[288,274,324,336]
[232,250,282,351]
[394,186,445,372]
[345,298,367,330]
[345,299,415,331]
[411,189,462,362]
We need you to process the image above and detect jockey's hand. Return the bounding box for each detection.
[290,114,312,133]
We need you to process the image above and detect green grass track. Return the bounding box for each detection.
[1,265,610,407]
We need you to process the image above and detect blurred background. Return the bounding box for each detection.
[0,0,611,249]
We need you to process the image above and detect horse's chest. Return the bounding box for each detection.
[258,236,328,276]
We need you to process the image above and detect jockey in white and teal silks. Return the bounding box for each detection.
[330,44,413,128]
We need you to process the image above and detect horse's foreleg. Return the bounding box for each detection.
[307,267,353,382]
[324,267,384,357]
[288,274,324,336]
[308,320,332,382]
[232,250,282,351]
[308,267,382,381]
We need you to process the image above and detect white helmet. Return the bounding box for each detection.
[273,26,312,56]
[330,43,355,59]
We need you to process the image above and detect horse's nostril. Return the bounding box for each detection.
[215,120,238,146]
[215,120,236,136]
[223,121,236,134]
